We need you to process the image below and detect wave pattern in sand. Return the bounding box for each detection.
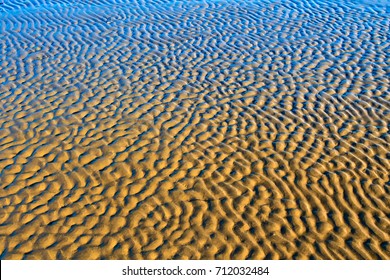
[0,0,389,259]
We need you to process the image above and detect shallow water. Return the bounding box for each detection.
[0,0,389,259]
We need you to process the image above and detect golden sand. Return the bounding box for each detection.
[0,0,389,259]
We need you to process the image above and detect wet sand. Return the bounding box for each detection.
[0,0,389,259]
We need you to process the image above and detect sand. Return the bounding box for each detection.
[0,0,389,259]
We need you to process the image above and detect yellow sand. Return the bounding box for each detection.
[0,0,389,259]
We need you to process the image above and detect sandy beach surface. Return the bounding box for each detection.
[0,0,389,259]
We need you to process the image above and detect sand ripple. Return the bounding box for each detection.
[0,0,389,259]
